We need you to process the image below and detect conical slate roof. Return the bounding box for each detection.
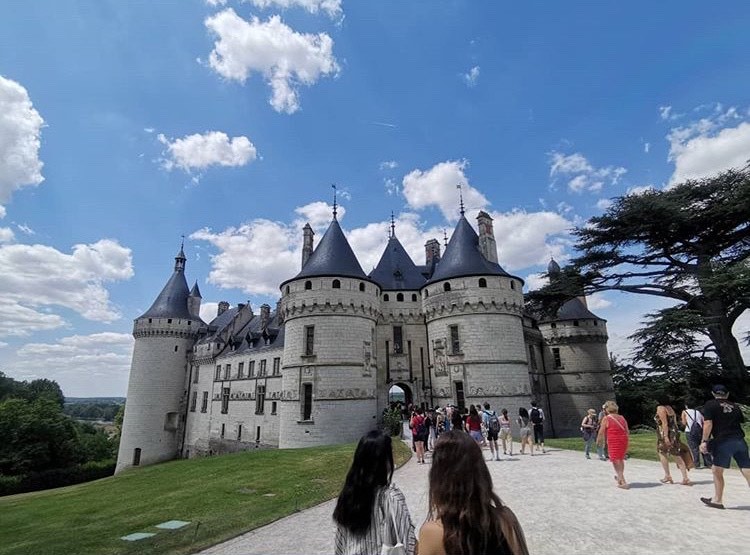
[551,297,604,322]
[369,235,426,290]
[189,281,202,298]
[139,251,193,320]
[426,216,511,284]
[284,219,367,284]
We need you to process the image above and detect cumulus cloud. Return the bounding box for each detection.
[15,332,134,397]
[0,239,134,335]
[158,131,257,176]
[489,209,571,271]
[667,105,750,184]
[402,160,489,221]
[379,160,398,171]
[0,76,44,210]
[595,198,612,211]
[246,0,342,19]
[462,66,480,87]
[294,200,343,231]
[626,184,655,196]
[587,293,612,310]
[524,272,548,292]
[549,151,627,194]
[205,10,339,114]
[0,227,14,243]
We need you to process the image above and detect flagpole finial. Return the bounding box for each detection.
[390,211,396,237]
[443,228,448,247]
[331,184,338,220]
[457,183,465,216]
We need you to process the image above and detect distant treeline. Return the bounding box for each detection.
[64,401,123,422]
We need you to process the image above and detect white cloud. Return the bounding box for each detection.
[246,0,343,19]
[0,227,14,243]
[15,223,34,235]
[587,293,612,310]
[462,66,480,87]
[549,151,627,194]
[0,76,44,210]
[0,239,134,335]
[595,198,612,211]
[294,200,342,231]
[200,301,220,323]
[659,105,673,120]
[158,131,257,175]
[556,201,573,215]
[15,332,134,397]
[384,177,399,196]
[489,209,571,271]
[379,160,398,171]
[644,142,650,153]
[626,184,655,196]
[401,160,488,221]
[524,272,548,292]
[667,105,750,184]
[205,10,339,114]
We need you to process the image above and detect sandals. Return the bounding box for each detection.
[681,479,693,486]
[659,477,673,484]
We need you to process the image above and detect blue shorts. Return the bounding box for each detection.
[712,437,750,469]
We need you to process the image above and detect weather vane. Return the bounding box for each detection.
[390,211,396,237]
[331,184,338,220]
[457,183,465,216]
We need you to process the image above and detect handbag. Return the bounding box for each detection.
[381,492,406,555]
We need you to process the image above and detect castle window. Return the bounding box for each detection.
[272,357,281,376]
[478,278,487,288]
[132,448,141,466]
[255,384,266,414]
[383,294,390,301]
[286,285,290,294]
[529,346,538,370]
[594,321,598,326]
[215,365,221,380]
[224,364,231,380]
[412,294,417,302]
[396,293,404,302]
[304,325,315,356]
[332,279,341,289]
[193,366,199,383]
[450,325,460,354]
[167,319,172,324]
[393,326,404,354]
[238,362,245,378]
[553,348,562,369]
[259,359,267,377]
[424,290,429,298]
[573,320,580,327]
[201,391,208,412]
[550,322,557,329]
[305,280,312,290]
[221,423,225,438]
[248,360,255,377]
[271,401,277,415]
[237,424,242,441]
[301,383,313,421]
[148,318,152,324]
[174,345,179,352]
[190,391,197,412]
[221,387,230,414]
[187,321,191,326]
[443,282,451,292]
[359,283,365,292]
[510,280,516,290]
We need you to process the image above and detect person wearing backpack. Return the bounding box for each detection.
[529,401,546,454]
[410,408,427,464]
[681,400,711,469]
[482,402,501,461]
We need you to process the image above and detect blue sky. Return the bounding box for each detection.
[0,0,748,396]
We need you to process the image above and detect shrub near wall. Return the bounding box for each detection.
[0,460,115,497]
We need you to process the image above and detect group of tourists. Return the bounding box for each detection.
[333,429,529,555]
[584,384,750,504]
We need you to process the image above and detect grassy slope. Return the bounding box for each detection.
[0,441,411,555]
[546,430,660,461]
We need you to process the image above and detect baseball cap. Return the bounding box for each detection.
[712,384,728,395]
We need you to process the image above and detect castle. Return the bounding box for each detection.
[116,204,614,473]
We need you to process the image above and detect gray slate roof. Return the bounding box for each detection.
[283,219,367,284]
[190,281,202,298]
[369,235,426,290]
[139,269,193,320]
[426,216,512,284]
[545,297,605,322]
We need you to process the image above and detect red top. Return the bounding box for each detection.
[467,414,482,432]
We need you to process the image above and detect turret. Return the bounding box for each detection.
[425,239,441,267]
[188,281,202,320]
[477,210,499,263]
[302,223,314,268]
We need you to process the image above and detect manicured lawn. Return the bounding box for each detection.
[546,430,660,461]
[0,441,411,555]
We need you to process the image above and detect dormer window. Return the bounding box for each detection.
[305,280,312,290]
[478,278,487,288]
[332,279,341,289]
[443,282,451,292]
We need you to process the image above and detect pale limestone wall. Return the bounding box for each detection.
[116,317,198,473]
[279,277,379,448]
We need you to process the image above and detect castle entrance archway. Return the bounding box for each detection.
[389,382,414,415]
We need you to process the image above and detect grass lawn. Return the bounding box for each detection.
[546,430,660,462]
[0,440,411,555]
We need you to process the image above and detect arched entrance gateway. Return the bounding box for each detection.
[388,382,414,416]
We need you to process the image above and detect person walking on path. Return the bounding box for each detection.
[517,408,533,456]
[411,408,428,464]
[333,430,417,555]
[482,402,501,461]
[682,400,711,469]
[596,404,608,461]
[499,409,513,456]
[529,401,546,454]
[451,405,464,433]
[699,384,750,510]
[418,430,529,555]
[581,409,598,459]
[466,405,484,445]
[655,396,693,486]
[597,400,630,489]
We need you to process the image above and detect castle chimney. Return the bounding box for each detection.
[260,303,271,329]
[217,301,230,316]
[302,223,314,268]
[476,211,498,264]
[276,299,283,324]
[425,239,441,266]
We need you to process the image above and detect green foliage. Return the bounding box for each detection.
[64,401,121,421]
[75,421,117,462]
[382,407,403,437]
[0,460,115,497]
[26,379,65,408]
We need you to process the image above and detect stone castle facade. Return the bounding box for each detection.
[116,207,614,473]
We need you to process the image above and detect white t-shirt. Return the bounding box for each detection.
[684,408,703,430]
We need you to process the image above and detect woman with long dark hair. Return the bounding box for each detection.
[654,394,693,485]
[333,430,416,554]
[419,430,528,555]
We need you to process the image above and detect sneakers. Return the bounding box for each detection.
[700,497,725,510]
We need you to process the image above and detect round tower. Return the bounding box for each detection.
[422,213,529,418]
[279,214,380,448]
[116,246,204,473]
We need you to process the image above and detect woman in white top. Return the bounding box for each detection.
[333,430,417,555]
[681,402,710,469]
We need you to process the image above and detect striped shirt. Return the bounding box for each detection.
[334,483,416,555]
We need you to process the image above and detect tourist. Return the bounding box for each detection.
[699,384,750,510]
[436,408,446,438]
[451,405,464,432]
[499,409,513,456]
[517,408,533,456]
[466,405,484,445]
[444,405,452,432]
[418,430,529,555]
[681,399,711,469]
[333,430,417,554]
[597,400,629,489]
[581,409,597,459]
[482,402,501,461]
[411,408,428,464]
[655,395,693,486]
[529,401,546,453]
[425,409,436,451]
[596,404,608,461]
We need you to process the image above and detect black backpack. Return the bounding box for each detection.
[530,407,543,424]
[687,410,703,443]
